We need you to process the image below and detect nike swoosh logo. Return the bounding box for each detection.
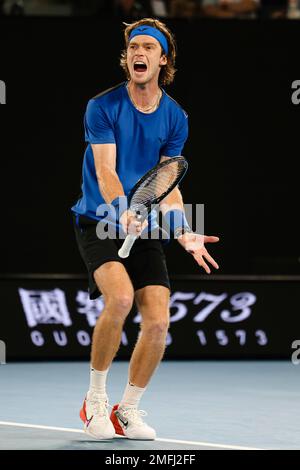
[115,410,128,428]
[86,415,94,427]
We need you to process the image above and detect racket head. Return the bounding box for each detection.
[128,156,188,216]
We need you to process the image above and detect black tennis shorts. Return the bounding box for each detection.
[73,214,170,299]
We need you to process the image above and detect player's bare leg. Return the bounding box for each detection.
[80,261,134,440]
[91,261,134,370]
[110,285,169,440]
[130,285,170,387]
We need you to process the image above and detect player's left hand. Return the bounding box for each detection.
[177,232,220,274]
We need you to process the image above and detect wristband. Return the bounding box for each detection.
[174,226,193,239]
[164,209,191,237]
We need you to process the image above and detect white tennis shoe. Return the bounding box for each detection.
[80,390,115,440]
[110,404,156,440]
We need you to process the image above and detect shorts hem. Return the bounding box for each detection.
[88,257,123,275]
[133,280,171,292]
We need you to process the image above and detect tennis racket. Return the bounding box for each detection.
[118,156,188,258]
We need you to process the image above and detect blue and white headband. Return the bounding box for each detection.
[128,26,169,55]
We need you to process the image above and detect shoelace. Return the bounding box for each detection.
[88,393,112,418]
[121,407,148,426]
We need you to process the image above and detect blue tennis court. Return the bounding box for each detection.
[1,360,299,450]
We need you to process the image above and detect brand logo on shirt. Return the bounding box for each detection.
[0,80,6,104]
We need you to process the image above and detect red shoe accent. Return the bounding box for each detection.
[80,398,87,423]
[110,404,125,436]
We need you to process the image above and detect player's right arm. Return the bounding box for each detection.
[92,143,124,204]
[91,143,142,235]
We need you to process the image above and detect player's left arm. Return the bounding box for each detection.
[159,156,220,274]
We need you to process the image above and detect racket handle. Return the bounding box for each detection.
[118,234,137,258]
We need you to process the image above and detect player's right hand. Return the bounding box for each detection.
[120,210,148,236]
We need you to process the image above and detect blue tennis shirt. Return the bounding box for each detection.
[71,81,188,229]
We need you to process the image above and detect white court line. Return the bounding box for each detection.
[0,420,262,450]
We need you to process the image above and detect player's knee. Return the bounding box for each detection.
[116,294,134,314]
[143,318,170,340]
[106,292,134,320]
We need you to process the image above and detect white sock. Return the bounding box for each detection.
[89,367,109,397]
[119,382,146,409]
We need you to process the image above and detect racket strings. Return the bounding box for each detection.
[130,159,186,211]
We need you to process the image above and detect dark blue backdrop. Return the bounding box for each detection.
[1,18,299,275]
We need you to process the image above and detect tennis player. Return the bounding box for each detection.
[72,18,219,440]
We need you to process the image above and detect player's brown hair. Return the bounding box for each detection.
[120,18,177,86]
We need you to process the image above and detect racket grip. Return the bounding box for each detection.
[118,234,137,258]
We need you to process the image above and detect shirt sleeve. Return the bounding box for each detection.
[84,99,116,144]
[160,108,189,157]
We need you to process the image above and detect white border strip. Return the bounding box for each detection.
[0,420,262,450]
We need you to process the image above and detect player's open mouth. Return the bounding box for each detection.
[133,61,147,73]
